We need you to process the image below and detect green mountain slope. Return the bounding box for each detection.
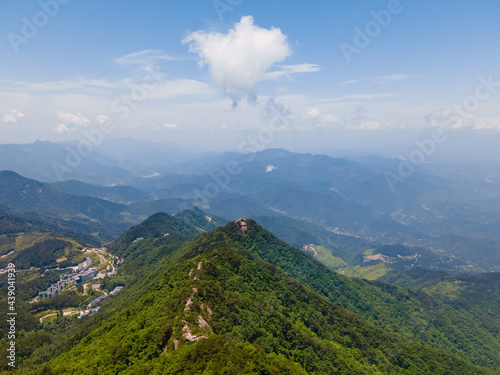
[51,180,153,204]
[174,219,500,370]
[108,208,226,258]
[8,248,491,374]
[1,216,497,373]
[0,207,100,245]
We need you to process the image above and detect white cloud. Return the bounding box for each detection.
[184,16,316,105]
[301,107,340,129]
[53,123,70,133]
[426,110,500,130]
[3,109,25,123]
[347,120,383,130]
[265,63,321,79]
[265,165,277,172]
[304,107,321,120]
[163,123,179,129]
[320,94,390,102]
[96,114,110,125]
[366,74,415,84]
[339,79,358,85]
[5,78,116,92]
[301,104,396,131]
[148,79,215,99]
[56,111,89,126]
[115,49,179,67]
[470,116,500,130]
[339,74,414,86]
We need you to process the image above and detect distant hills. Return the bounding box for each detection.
[51,180,153,204]
[0,141,131,184]
[0,171,193,244]
[0,139,195,184]
[0,140,499,272]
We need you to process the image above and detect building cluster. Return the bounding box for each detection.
[77,257,93,271]
[82,247,107,253]
[78,286,123,319]
[38,257,97,299]
[109,286,123,296]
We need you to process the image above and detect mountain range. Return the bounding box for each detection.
[0,214,498,373]
[0,140,498,372]
[1,139,499,272]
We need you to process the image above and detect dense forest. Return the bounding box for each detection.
[0,214,497,373]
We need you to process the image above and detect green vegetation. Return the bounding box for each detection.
[0,215,498,374]
[343,263,392,280]
[7,247,492,374]
[308,245,348,270]
[252,215,371,265]
[0,233,85,270]
[176,219,500,370]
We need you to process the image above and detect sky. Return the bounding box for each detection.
[1,0,500,160]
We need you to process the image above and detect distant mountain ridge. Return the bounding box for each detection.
[0,141,132,183]
[0,171,197,242]
[1,141,499,272]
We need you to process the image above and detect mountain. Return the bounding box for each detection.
[0,141,132,183]
[91,138,196,170]
[0,171,204,244]
[23,249,490,374]
[0,139,201,185]
[0,171,122,219]
[108,208,227,259]
[3,142,499,271]
[175,219,500,370]
[51,180,153,204]
[379,267,500,324]
[1,216,497,373]
[249,216,460,280]
[1,216,495,374]
[0,208,100,255]
[125,148,500,271]
[251,215,372,261]
[0,170,129,240]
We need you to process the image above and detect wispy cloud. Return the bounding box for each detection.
[339,79,359,85]
[265,63,321,79]
[426,110,500,130]
[366,74,415,84]
[301,104,398,131]
[147,79,215,99]
[339,74,415,86]
[320,94,391,102]
[4,78,117,93]
[114,49,180,67]
[346,120,384,130]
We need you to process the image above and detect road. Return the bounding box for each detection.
[39,309,84,323]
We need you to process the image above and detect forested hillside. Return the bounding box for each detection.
[1,215,497,374]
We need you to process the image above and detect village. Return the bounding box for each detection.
[36,246,124,322]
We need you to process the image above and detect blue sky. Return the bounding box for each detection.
[1,0,499,158]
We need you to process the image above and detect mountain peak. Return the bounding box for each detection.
[0,170,23,178]
[235,217,248,234]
